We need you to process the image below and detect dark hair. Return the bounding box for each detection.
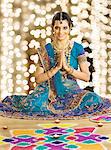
[52,12,73,28]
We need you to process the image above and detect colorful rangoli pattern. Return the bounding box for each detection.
[90,115,111,123]
[0,123,110,150]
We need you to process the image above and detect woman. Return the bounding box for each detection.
[0,12,111,119]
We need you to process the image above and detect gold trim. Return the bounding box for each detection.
[47,90,89,114]
[78,54,87,63]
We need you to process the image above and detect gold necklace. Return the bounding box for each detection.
[53,44,69,52]
[65,45,71,65]
[53,41,72,65]
[52,38,70,52]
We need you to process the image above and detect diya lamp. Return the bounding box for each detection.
[53,134,60,138]
[2,126,8,130]
[97,122,103,127]
[55,119,60,123]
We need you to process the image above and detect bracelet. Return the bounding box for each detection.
[46,71,51,79]
[68,67,74,74]
[35,81,40,84]
[47,66,58,79]
[50,68,54,74]
[51,66,59,73]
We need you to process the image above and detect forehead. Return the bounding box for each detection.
[53,20,69,26]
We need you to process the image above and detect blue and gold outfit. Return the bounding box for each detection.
[0,42,111,119]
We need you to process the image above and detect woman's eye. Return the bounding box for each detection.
[63,26,68,29]
[55,26,59,29]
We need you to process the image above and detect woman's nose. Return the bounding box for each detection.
[59,28,63,33]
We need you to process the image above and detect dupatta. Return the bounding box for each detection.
[45,43,69,97]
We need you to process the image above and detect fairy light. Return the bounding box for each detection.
[71,0,79,4]
[0,0,28,98]
[0,0,111,99]
[60,0,69,11]
[70,0,111,97]
[1,0,14,98]
[90,0,110,97]
[30,77,35,82]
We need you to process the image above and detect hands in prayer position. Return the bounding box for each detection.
[35,11,90,84]
[56,50,73,74]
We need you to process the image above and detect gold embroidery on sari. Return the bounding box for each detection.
[66,91,89,110]
[47,91,89,114]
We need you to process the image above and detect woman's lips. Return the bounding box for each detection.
[58,35,65,38]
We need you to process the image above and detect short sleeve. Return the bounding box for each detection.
[74,42,87,63]
[75,42,85,57]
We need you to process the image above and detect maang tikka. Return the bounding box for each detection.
[60,12,63,24]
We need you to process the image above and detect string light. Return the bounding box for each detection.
[0,0,111,99]
[70,0,110,97]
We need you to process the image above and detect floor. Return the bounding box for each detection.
[0,116,111,150]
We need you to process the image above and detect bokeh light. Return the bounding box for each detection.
[0,0,111,99]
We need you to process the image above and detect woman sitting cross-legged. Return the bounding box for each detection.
[0,12,111,119]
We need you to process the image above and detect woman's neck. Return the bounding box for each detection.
[52,36,70,52]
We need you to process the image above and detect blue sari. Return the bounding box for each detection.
[0,42,111,119]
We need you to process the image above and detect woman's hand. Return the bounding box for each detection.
[56,51,63,69]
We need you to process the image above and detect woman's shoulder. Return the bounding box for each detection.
[73,41,83,49]
[71,41,84,56]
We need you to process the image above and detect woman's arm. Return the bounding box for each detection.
[68,62,90,82]
[35,51,63,84]
[35,65,61,84]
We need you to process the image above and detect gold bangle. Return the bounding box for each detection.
[47,71,51,79]
[50,68,53,74]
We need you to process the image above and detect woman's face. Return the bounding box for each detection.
[53,20,70,41]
